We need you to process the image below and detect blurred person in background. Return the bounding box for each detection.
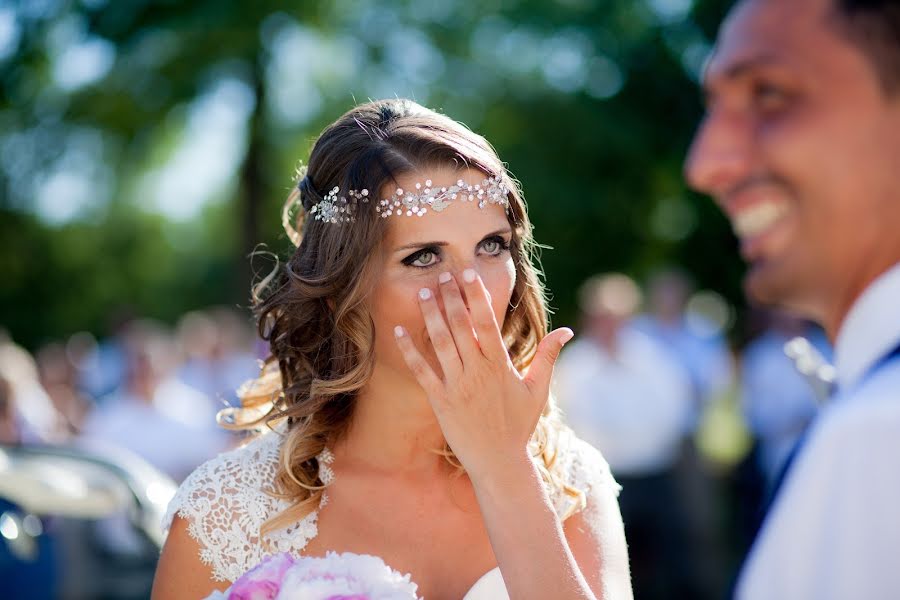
[78,319,231,483]
[77,319,233,569]
[35,341,92,436]
[633,268,734,434]
[72,310,135,403]
[686,0,900,597]
[554,273,697,600]
[176,306,259,408]
[0,374,19,445]
[741,310,830,495]
[633,268,736,599]
[735,309,831,554]
[0,338,68,444]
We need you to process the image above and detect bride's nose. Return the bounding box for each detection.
[432,266,488,311]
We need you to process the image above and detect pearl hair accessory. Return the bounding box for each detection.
[307,176,510,223]
[375,176,510,218]
[309,186,370,224]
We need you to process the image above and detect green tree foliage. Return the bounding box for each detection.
[1,0,739,349]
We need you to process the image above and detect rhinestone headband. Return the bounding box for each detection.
[376,176,509,218]
[308,186,370,224]
[306,176,510,224]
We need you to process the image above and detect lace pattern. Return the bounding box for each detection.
[162,427,617,583]
[161,430,324,582]
[549,428,621,518]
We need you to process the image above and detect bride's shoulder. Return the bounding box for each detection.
[162,429,283,528]
[548,426,621,520]
[160,429,312,583]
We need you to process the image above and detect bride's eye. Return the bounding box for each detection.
[480,236,510,256]
[403,248,440,268]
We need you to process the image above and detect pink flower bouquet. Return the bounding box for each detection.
[204,551,420,600]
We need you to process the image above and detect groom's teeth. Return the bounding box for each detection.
[732,202,788,238]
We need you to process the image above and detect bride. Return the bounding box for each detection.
[151,99,631,600]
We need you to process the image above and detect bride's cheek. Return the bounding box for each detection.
[370,281,427,357]
[484,258,516,324]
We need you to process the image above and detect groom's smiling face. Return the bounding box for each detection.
[685,0,900,336]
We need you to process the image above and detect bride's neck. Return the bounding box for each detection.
[334,363,448,475]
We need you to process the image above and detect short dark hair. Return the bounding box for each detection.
[831,0,900,93]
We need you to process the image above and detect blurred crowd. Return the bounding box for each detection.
[1,307,261,481]
[1,277,830,599]
[1,307,262,598]
[553,269,830,600]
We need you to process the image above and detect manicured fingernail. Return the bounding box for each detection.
[560,328,574,344]
[438,271,452,284]
[463,269,476,283]
[419,288,432,300]
[394,325,405,338]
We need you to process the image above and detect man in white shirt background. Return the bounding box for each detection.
[685,0,900,597]
[554,273,697,600]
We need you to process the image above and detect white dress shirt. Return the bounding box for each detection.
[737,262,900,600]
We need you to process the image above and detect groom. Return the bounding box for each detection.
[685,0,900,598]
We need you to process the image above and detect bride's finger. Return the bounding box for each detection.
[437,272,481,366]
[394,326,445,402]
[417,287,463,380]
[459,269,509,365]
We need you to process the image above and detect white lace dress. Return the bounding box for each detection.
[162,427,618,599]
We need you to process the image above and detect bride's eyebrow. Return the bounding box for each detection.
[393,228,512,254]
[394,240,448,253]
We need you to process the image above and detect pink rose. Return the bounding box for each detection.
[228,553,297,600]
[203,551,419,600]
[274,552,418,599]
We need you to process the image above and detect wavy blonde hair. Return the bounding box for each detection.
[224,99,583,536]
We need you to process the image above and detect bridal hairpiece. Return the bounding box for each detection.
[305,175,510,224]
[375,176,510,218]
[308,186,369,224]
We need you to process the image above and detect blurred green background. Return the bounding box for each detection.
[0,0,742,350]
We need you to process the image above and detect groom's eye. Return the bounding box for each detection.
[749,74,796,115]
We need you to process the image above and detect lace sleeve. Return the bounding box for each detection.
[551,428,621,520]
[161,430,321,583]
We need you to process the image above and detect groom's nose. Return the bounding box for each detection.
[685,107,754,202]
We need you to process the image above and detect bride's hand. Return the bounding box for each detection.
[393,268,573,484]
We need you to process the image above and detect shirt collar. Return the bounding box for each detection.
[834,261,900,391]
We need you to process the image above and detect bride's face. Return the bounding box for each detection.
[368,167,517,381]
